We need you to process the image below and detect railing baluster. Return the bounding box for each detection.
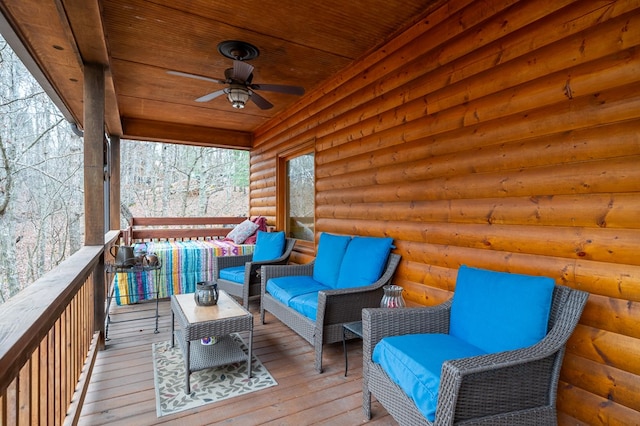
[18,363,28,424]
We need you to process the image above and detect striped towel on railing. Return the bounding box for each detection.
[113,240,254,305]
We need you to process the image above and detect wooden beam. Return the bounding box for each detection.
[83,63,106,346]
[83,63,105,245]
[59,0,108,64]
[58,0,123,136]
[121,117,252,149]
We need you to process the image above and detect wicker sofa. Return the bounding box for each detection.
[362,265,589,425]
[260,233,401,373]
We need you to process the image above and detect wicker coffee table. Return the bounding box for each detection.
[171,290,253,393]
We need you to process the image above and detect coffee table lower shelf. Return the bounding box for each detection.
[174,331,249,374]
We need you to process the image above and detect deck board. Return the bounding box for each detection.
[79,298,396,425]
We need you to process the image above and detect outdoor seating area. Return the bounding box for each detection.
[86,259,590,425]
[2,1,638,424]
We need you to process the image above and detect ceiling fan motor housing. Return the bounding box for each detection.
[227,84,250,109]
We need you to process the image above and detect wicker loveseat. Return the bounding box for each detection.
[363,265,589,425]
[260,233,401,373]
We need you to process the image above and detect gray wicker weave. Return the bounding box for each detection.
[260,253,401,373]
[214,238,296,309]
[362,285,589,425]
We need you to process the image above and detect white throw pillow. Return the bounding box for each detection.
[226,219,259,244]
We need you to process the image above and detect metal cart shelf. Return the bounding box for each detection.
[105,261,162,340]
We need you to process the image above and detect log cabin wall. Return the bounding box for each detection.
[249,1,640,424]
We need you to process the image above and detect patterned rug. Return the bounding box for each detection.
[152,334,277,417]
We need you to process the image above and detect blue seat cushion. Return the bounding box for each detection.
[219,265,245,284]
[252,231,286,261]
[450,265,555,354]
[266,276,330,306]
[312,233,351,288]
[288,292,319,320]
[335,236,393,288]
[373,333,486,422]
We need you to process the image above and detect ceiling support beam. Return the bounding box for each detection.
[58,0,123,135]
[121,118,253,149]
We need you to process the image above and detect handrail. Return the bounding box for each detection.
[0,243,105,424]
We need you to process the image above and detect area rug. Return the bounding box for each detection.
[152,333,277,417]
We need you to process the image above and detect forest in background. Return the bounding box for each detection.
[0,35,249,304]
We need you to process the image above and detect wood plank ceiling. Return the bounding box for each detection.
[0,0,443,149]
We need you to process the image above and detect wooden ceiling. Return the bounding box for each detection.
[0,0,442,149]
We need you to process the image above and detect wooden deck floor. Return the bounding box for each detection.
[79,298,396,425]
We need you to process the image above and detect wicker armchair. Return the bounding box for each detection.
[261,252,401,373]
[214,238,296,309]
[363,269,588,425]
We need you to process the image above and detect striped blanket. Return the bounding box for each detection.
[113,240,254,305]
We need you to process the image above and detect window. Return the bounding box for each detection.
[277,143,314,242]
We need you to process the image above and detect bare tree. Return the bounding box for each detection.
[1,36,84,302]
[120,141,249,220]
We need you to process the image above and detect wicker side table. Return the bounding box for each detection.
[171,291,253,393]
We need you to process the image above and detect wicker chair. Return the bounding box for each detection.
[261,252,401,373]
[363,268,589,425]
[214,238,296,309]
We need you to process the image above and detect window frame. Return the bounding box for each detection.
[276,140,315,249]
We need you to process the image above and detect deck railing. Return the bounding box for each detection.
[0,217,250,425]
[124,216,247,244]
[0,231,120,425]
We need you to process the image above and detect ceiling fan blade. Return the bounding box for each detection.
[249,91,273,110]
[195,89,227,103]
[167,70,226,85]
[249,83,305,96]
[232,60,254,82]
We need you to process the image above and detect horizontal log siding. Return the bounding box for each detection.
[250,1,640,424]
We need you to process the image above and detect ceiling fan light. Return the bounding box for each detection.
[227,87,249,109]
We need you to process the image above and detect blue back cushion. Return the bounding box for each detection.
[252,231,285,261]
[312,233,351,287]
[450,265,555,353]
[335,236,393,289]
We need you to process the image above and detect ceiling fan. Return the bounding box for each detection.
[167,41,305,110]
